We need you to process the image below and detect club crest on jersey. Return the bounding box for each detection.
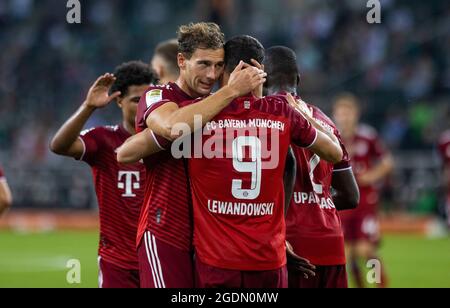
[146,89,163,108]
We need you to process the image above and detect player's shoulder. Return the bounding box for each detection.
[308,103,337,129]
[254,94,290,115]
[143,83,174,105]
[145,83,174,92]
[80,125,120,137]
[356,124,379,141]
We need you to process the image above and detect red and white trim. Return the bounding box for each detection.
[98,256,103,288]
[144,231,166,288]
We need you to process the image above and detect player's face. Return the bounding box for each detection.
[179,48,225,97]
[118,84,149,126]
[333,103,359,133]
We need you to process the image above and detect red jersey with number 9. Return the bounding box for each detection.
[187,94,318,271]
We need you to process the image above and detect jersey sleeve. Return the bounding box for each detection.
[136,86,177,133]
[148,98,201,151]
[333,129,352,171]
[287,104,318,148]
[0,166,4,180]
[79,127,104,166]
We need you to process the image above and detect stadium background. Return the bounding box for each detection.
[0,0,449,288]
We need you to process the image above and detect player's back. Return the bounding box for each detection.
[189,94,317,271]
[286,103,350,266]
[79,125,145,270]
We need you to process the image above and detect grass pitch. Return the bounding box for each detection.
[0,231,448,288]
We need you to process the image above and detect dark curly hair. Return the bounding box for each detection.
[110,61,159,97]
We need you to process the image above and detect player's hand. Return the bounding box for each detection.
[250,59,265,98]
[286,241,316,279]
[227,61,267,98]
[84,73,122,109]
[286,93,313,118]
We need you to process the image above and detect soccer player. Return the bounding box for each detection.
[263,46,360,288]
[50,61,158,288]
[438,124,450,228]
[119,34,340,288]
[189,36,344,288]
[128,23,266,288]
[0,165,13,217]
[151,39,180,84]
[333,94,394,288]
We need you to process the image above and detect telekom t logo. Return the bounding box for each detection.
[118,171,140,197]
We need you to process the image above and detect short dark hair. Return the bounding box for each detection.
[154,39,180,76]
[110,61,158,97]
[224,35,265,73]
[263,46,299,90]
[177,22,225,59]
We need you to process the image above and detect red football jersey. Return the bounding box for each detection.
[135,82,194,252]
[342,125,387,215]
[188,95,318,271]
[0,166,4,179]
[286,101,351,266]
[79,125,145,270]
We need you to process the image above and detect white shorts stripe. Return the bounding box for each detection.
[151,234,166,288]
[97,256,103,288]
[144,232,160,288]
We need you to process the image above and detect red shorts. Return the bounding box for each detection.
[340,211,380,244]
[195,258,288,288]
[98,257,139,288]
[289,265,348,288]
[138,231,194,288]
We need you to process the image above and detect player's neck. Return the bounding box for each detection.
[176,77,201,99]
[161,76,178,85]
[268,86,297,96]
[122,120,136,135]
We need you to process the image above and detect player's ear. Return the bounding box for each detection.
[178,53,186,70]
[116,97,123,109]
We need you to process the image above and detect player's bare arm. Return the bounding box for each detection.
[283,147,296,216]
[306,130,343,164]
[50,74,121,158]
[0,179,12,217]
[117,129,162,164]
[285,94,343,163]
[147,61,267,141]
[358,154,394,186]
[331,169,360,211]
[286,94,341,147]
